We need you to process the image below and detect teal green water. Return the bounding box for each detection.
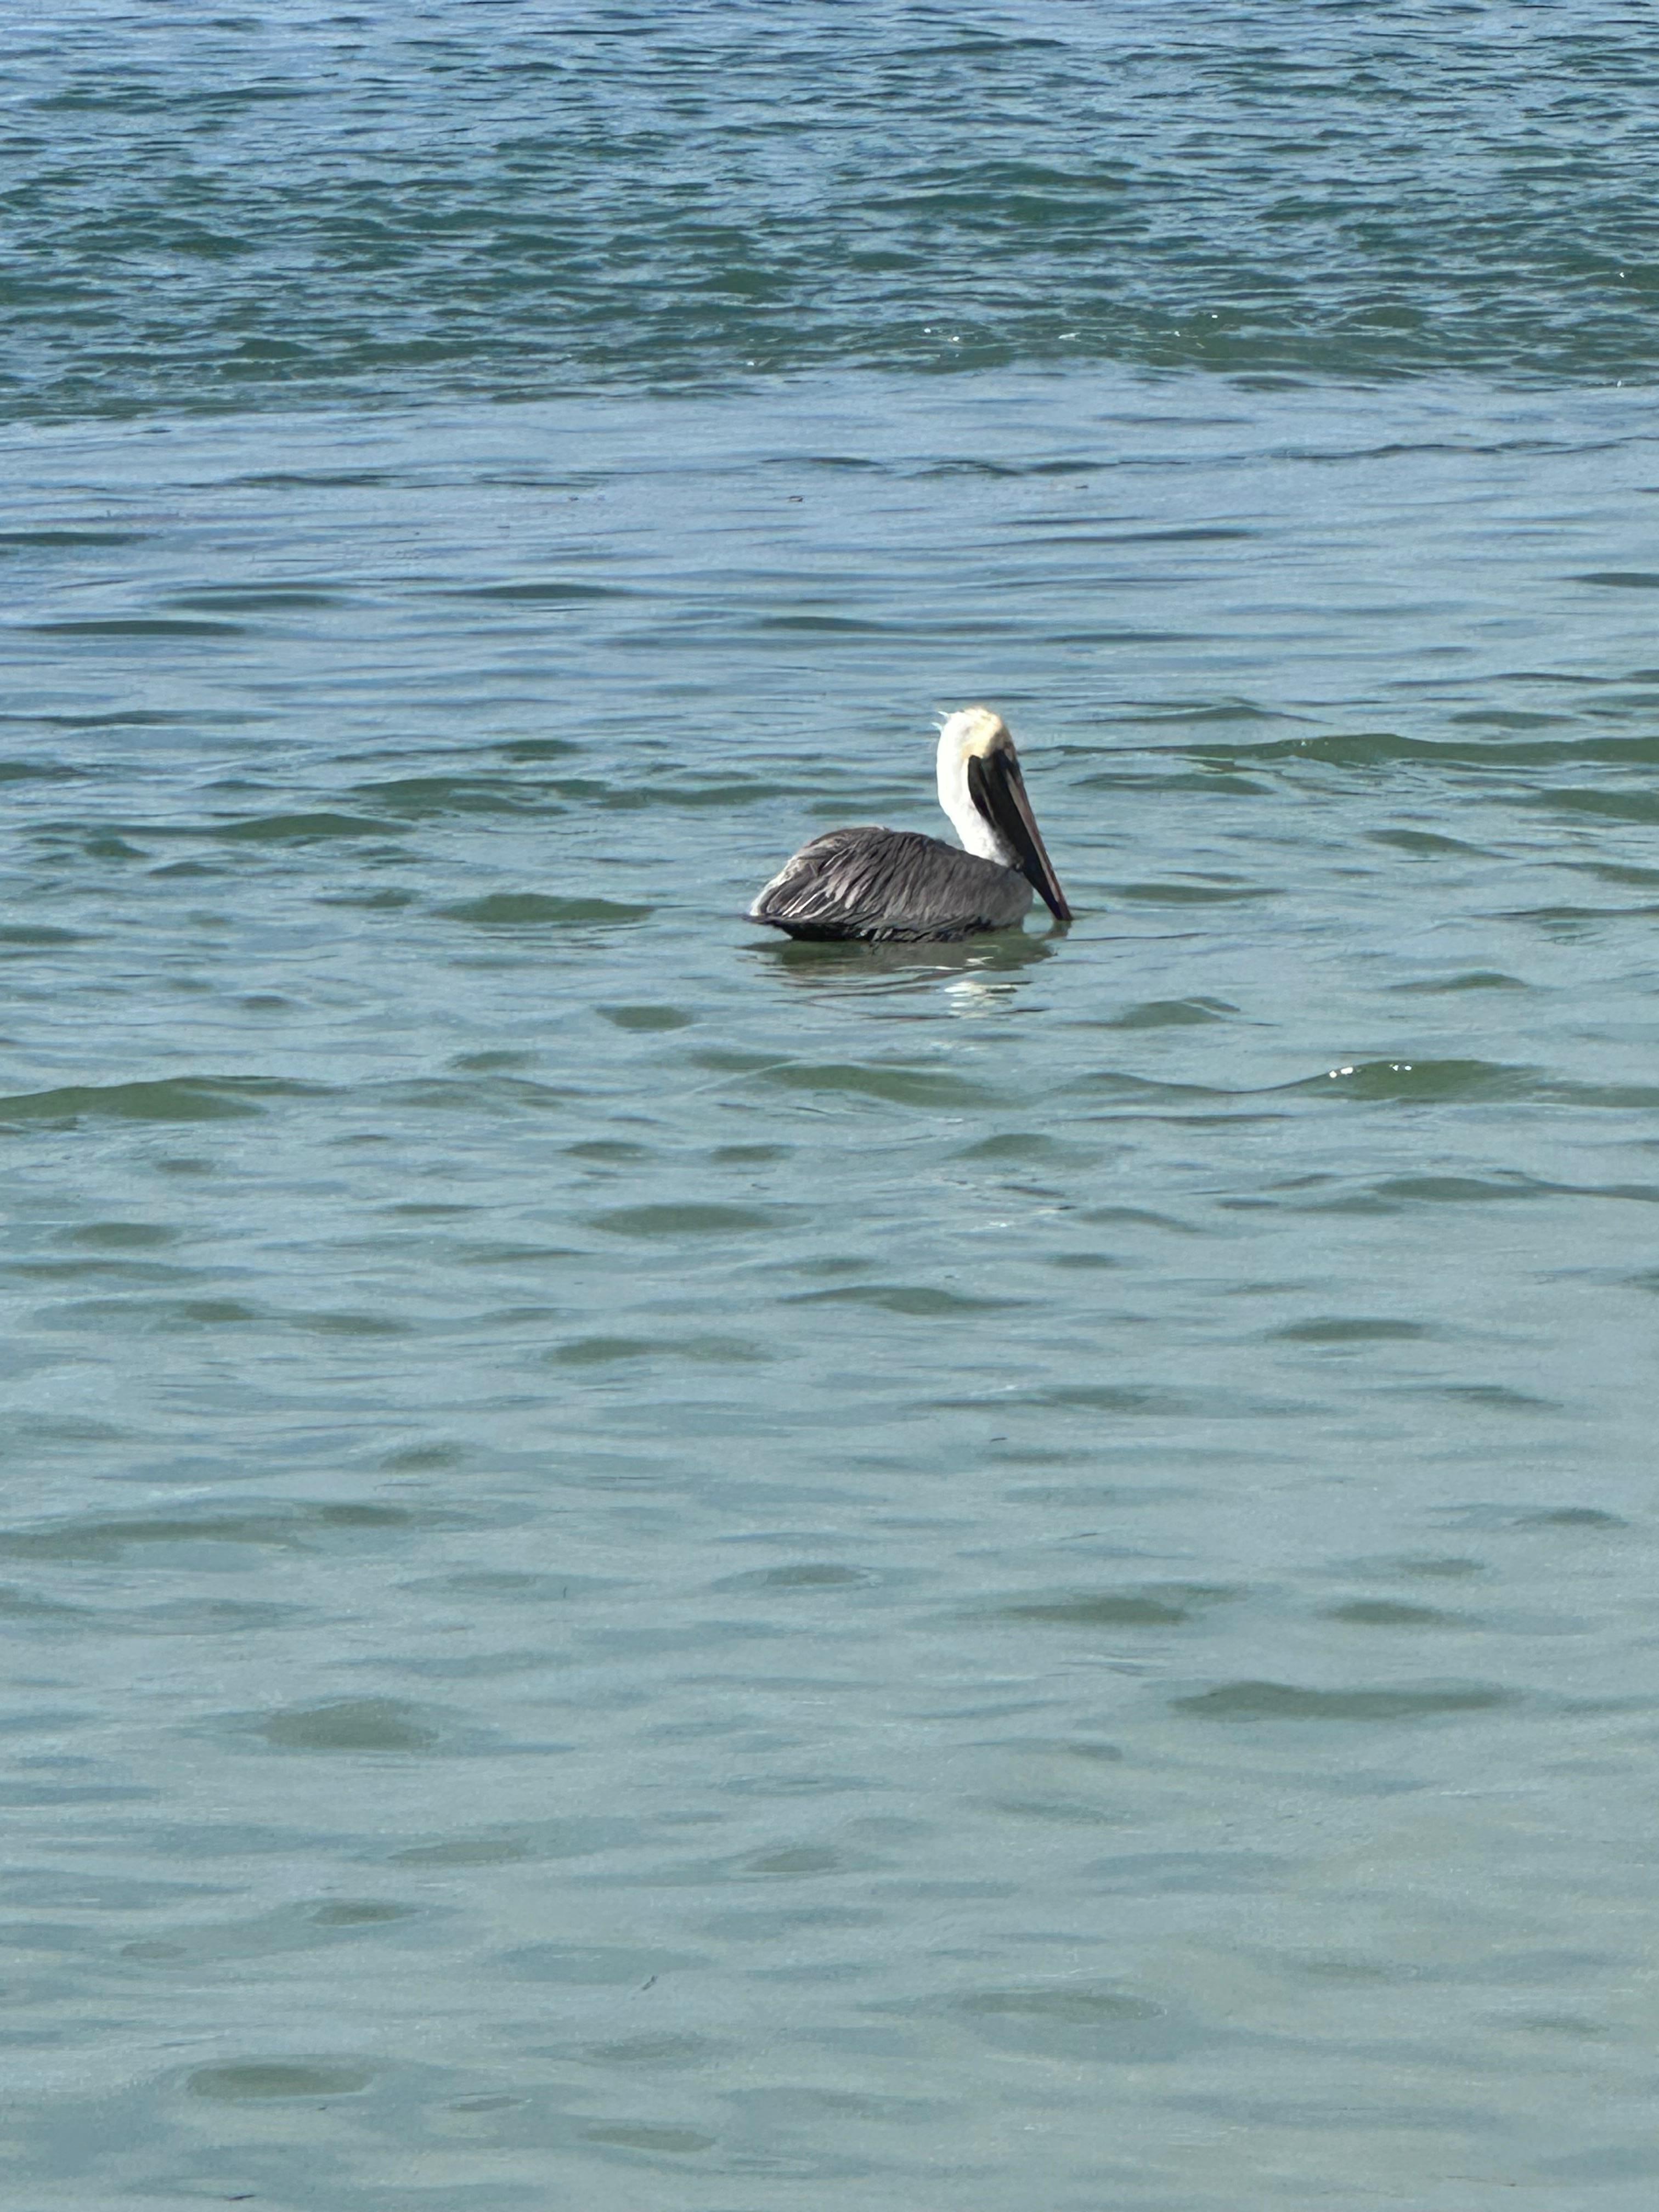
[5,8,1659,2209]
[8,1,1657,409]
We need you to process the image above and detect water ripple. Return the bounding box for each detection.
[7,3,1656,417]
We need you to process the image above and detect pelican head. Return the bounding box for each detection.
[936,708,1071,922]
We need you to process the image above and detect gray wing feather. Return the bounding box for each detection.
[750,828,1032,941]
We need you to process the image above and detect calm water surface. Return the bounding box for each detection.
[4,7,1659,2210]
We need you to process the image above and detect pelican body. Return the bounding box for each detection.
[749,708,1071,943]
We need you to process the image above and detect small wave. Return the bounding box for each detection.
[438,893,651,927]
[457,580,630,602]
[187,2062,374,2104]
[1325,1600,1463,1628]
[349,775,541,819]
[1108,878,1276,905]
[1198,728,1659,775]
[1099,997,1237,1029]
[1012,1383,1193,1415]
[994,1584,1239,1628]
[758,1060,994,1109]
[0,760,83,785]
[597,1003,693,1032]
[494,737,582,761]
[377,1075,574,1115]
[0,924,84,948]
[0,1076,325,1131]
[756,613,892,634]
[590,1203,776,1237]
[1071,1071,1232,1107]
[1174,1680,1516,1722]
[31,616,245,639]
[1388,969,1528,995]
[549,1333,769,1366]
[1526,786,1659,824]
[0,1497,421,1564]
[1366,827,1488,856]
[165,586,346,611]
[1417,1382,1558,1412]
[713,1562,877,1592]
[627,777,788,810]
[786,1283,1019,1315]
[252,1698,445,1754]
[1373,1175,1550,1205]
[218,811,396,843]
[1271,1317,1430,1344]
[953,1982,1194,2063]
[0,529,145,550]
[1297,1058,1536,1104]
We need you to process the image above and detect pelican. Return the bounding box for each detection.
[749,707,1071,942]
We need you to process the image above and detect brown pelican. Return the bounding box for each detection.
[749,707,1071,942]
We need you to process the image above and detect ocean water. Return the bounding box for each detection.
[5,7,1659,2209]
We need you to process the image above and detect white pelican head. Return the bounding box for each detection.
[935,707,1071,922]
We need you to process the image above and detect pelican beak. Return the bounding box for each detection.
[968,748,1072,923]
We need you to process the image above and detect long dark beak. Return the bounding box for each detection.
[967,749,1072,922]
